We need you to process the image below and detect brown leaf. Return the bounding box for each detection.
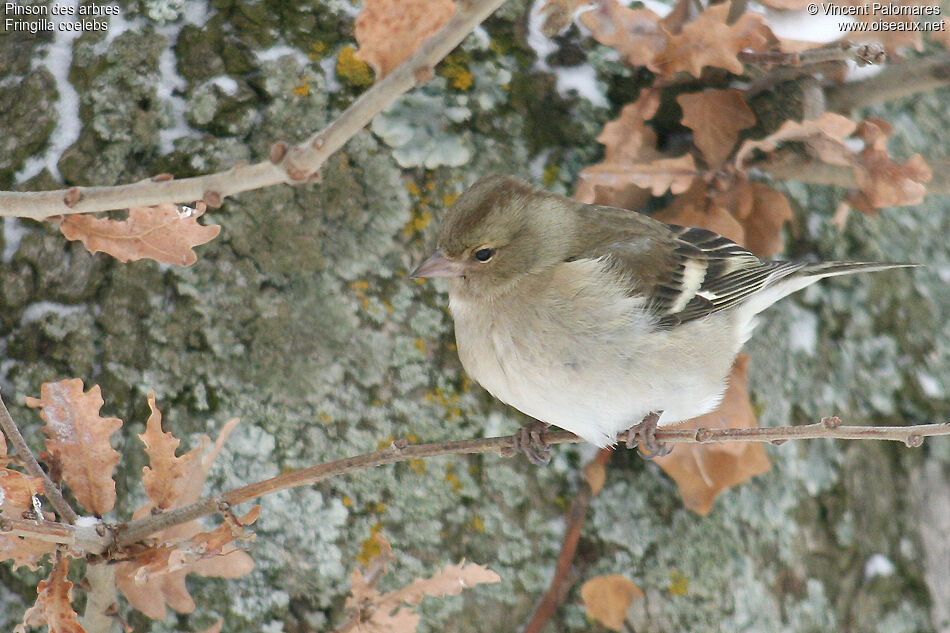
[116,417,243,620]
[735,112,858,170]
[653,355,771,514]
[26,379,121,516]
[343,533,500,633]
[713,181,794,257]
[0,451,54,569]
[355,0,457,79]
[139,391,202,511]
[581,575,644,631]
[848,117,931,211]
[583,455,607,495]
[580,0,664,67]
[60,203,221,266]
[15,556,85,633]
[575,90,663,208]
[577,154,697,202]
[655,182,747,247]
[0,532,59,571]
[650,4,774,78]
[678,89,756,168]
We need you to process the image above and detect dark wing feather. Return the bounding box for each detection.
[570,205,803,327]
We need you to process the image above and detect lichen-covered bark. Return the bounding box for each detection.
[1,1,949,632]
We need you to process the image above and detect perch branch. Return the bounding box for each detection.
[0,390,79,523]
[0,0,511,220]
[114,417,950,548]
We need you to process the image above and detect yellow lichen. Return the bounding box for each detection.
[356,523,384,565]
[668,571,689,596]
[543,163,560,187]
[442,192,460,207]
[409,459,427,474]
[469,514,485,532]
[336,45,374,87]
[414,338,426,354]
[292,78,309,96]
[308,41,329,61]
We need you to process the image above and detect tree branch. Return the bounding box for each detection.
[0,0,510,220]
[752,151,950,196]
[0,390,79,523]
[826,53,950,113]
[114,418,950,548]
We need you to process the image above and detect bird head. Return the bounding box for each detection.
[411,175,578,300]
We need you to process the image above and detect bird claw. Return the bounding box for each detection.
[625,411,673,459]
[512,420,552,466]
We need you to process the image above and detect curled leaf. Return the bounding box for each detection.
[15,557,84,633]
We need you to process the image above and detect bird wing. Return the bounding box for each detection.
[569,205,804,327]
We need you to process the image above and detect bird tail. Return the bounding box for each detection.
[798,261,921,279]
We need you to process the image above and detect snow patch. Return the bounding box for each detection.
[864,553,896,579]
[2,218,29,263]
[917,370,943,398]
[20,301,87,324]
[788,308,818,355]
[15,0,83,183]
[527,0,607,108]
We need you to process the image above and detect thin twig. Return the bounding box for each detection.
[738,42,886,68]
[523,449,611,633]
[0,390,79,523]
[0,0,510,220]
[114,418,950,548]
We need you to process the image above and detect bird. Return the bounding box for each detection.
[411,175,915,464]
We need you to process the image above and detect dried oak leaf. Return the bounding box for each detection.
[26,379,121,516]
[0,437,53,569]
[15,556,85,633]
[848,117,931,212]
[344,533,500,633]
[60,203,221,266]
[655,182,747,247]
[650,3,775,78]
[578,155,697,204]
[581,575,644,631]
[713,180,794,257]
[116,416,243,620]
[734,112,858,171]
[579,0,664,67]
[575,89,664,208]
[653,355,771,515]
[678,89,756,168]
[355,0,456,79]
[139,391,204,511]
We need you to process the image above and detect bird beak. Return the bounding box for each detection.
[410,249,466,279]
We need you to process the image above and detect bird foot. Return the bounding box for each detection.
[624,411,672,459]
[512,420,552,466]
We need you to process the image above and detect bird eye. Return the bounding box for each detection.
[474,247,495,263]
